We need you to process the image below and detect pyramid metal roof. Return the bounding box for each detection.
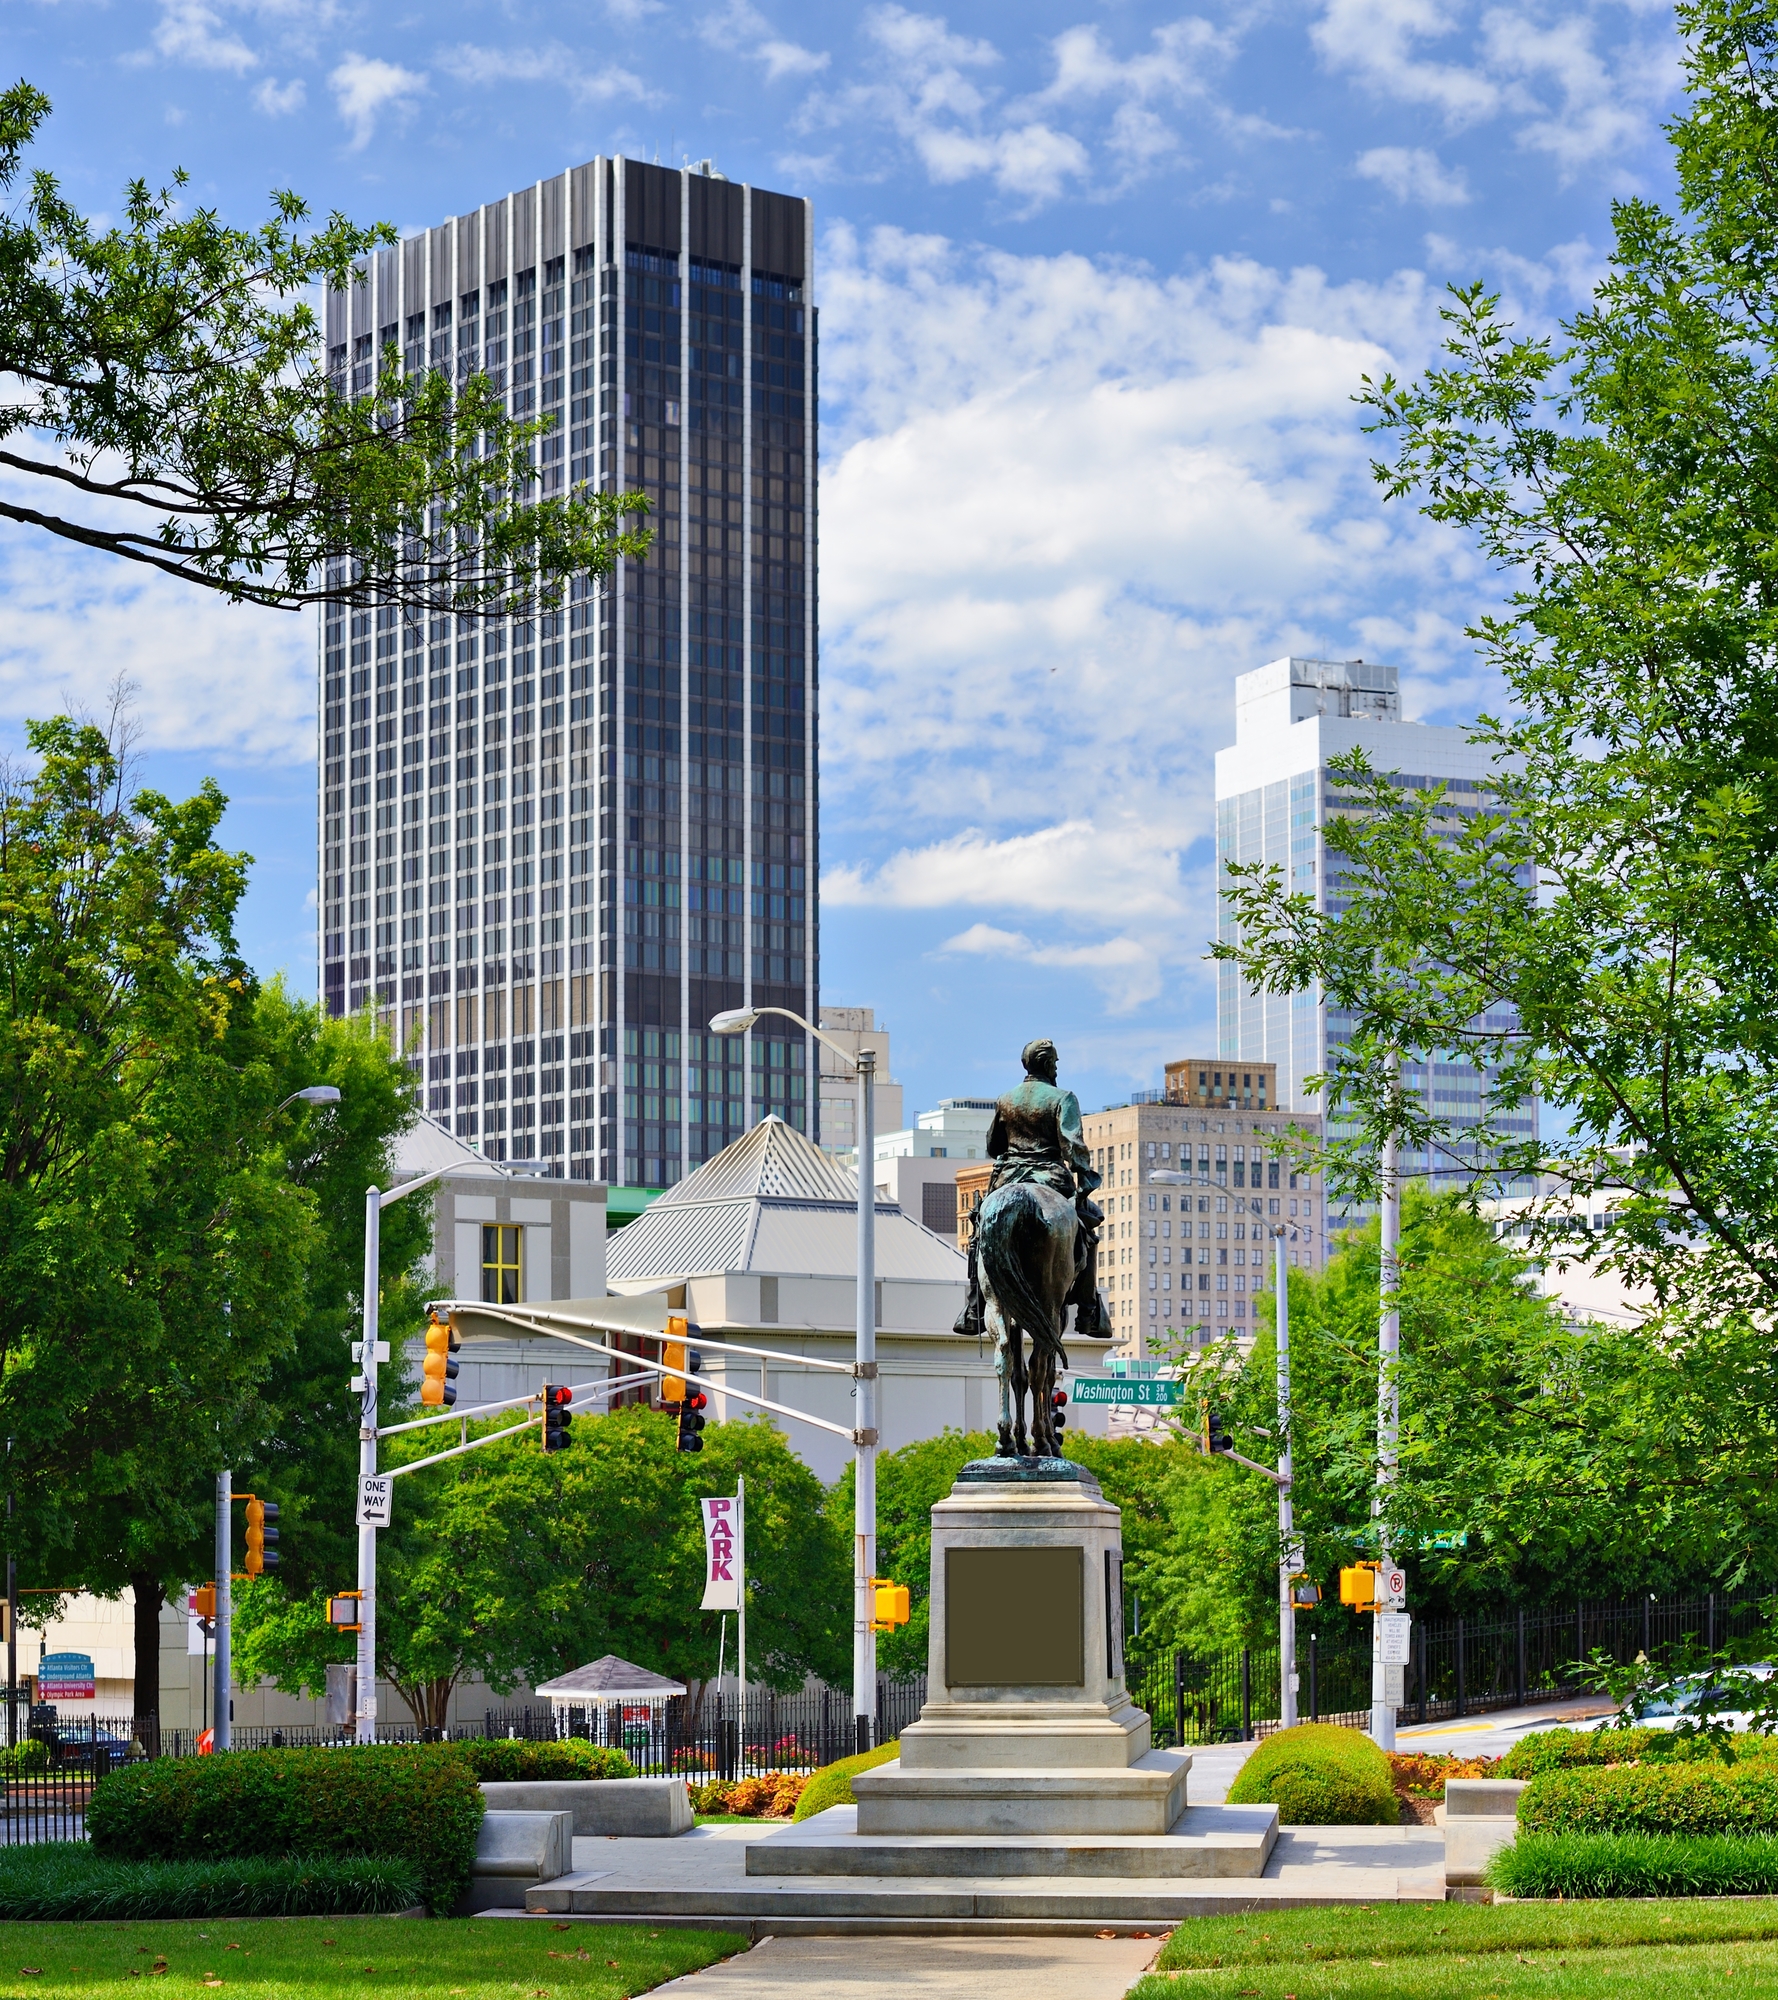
[533,1653,686,1701]
[606,1115,966,1285]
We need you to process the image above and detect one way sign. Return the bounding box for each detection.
[357,1475,393,1528]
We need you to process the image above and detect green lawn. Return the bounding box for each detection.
[1132,1897,1778,1997]
[0,1916,743,1999]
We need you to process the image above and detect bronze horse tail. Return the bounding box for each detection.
[978,1183,1063,1356]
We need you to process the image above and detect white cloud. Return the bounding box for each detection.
[252,75,305,115]
[1356,144,1471,204]
[1312,0,1678,171]
[328,51,426,150]
[148,0,258,72]
[436,41,659,107]
[699,0,830,82]
[1035,17,1234,107]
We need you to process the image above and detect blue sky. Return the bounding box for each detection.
[2,0,1682,1121]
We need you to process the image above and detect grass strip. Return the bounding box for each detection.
[1150,1894,1778,1969]
[1491,1830,1778,1898]
[1134,1938,1778,1995]
[0,1914,743,1999]
[0,1848,422,1922]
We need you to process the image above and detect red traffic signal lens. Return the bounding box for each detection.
[546,1385,573,1407]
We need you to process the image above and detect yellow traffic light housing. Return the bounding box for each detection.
[244,1496,280,1578]
[1339,1561,1380,1611]
[421,1312,461,1408]
[191,1585,216,1621]
[326,1591,362,1633]
[1289,1574,1322,1610]
[869,1577,910,1633]
[662,1329,687,1404]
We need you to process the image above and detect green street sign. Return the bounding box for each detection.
[1071,1378,1185,1407]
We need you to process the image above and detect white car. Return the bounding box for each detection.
[1583,1665,1777,1735]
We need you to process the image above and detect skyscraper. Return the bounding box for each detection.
[319,159,817,1190]
[1214,657,1536,1236]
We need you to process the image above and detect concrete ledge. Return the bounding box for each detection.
[853,1750,1192,1838]
[459,1810,575,1914]
[1445,1779,1527,1818]
[745,1800,1276,1879]
[480,1777,692,1837]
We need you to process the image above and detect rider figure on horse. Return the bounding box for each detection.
[953,1038,1113,1342]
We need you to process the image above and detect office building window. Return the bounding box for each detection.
[482,1223,522,1303]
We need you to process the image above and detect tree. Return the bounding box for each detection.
[235,1410,852,1730]
[0,82,650,611]
[1213,0,1778,1584]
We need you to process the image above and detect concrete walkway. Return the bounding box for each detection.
[650,1935,1165,1999]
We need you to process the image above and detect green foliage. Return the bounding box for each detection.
[86,1745,483,1915]
[235,1409,850,1732]
[1520,1761,1778,1837]
[0,1739,48,1777]
[1225,1723,1400,1824]
[453,1740,634,1783]
[0,83,651,612]
[1489,1831,1778,1899]
[0,1843,421,1920]
[1211,0,1778,1600]
[791,1740,900,1821]
[1496,1727,1778,1778]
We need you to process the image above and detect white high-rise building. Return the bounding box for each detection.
[1214,657,1537,1239]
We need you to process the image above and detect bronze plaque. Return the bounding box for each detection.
[945,1545,1084,1686]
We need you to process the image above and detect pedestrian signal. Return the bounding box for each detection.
[677,1391,707,1453]
[870,1578,910,1632]
[542,1384,573,1453]
[191,1585,216,1621]
[1290,1574,1322,1610]
[326,1591,362,1631]
[1339,1562,1379,1611]
[244,1497,280,1577]
[421,1313,460,1408]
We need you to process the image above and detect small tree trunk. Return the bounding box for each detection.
[129,1573,163,1727]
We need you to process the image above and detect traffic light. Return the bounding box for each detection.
[661,1316,703,1405]
[244,1497,280,1577]
[191,1585,216,1622]
[421,1312,460,1408]
[870,1578,910,1632]
[677,1390,707,1453]
[542,1384,573,1453]
[1204,1406,1234,1455]
[1051,1387,1067,1433]
[1339,1562,1379,1611]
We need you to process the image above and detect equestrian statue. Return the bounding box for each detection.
[954,1038,1113,1459]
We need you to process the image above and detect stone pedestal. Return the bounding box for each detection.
[852,1458,1191,1839]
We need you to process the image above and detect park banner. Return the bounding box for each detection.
[38,1651,96,1700]
[699,1495,740,1610]
[1071,1377,1185,1407]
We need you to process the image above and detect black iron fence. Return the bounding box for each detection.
[1124,1586,1778,1744]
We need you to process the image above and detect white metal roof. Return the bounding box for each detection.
[607,1116,966,1285]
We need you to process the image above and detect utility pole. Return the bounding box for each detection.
[1274,1223,1296,1728]
[356,1185,381,1746]
[854,1045,877,1754]
[213,1468,231,1750]
[1372,1054,1401,1751]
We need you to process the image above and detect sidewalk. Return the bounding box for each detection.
[649,1934,1165,1999]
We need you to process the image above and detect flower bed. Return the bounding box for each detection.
[690,1773,809,1818]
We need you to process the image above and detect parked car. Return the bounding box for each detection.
[1586,1665,1778,1734]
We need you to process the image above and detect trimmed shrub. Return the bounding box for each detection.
[791,1741,900,1822]
[1519,1760,1778,1838]
[1226,1724,1399,1826]
[1500,1726,1778,1778]
[1489,1831,1778,1899]
[87,1745,482,1915]
[0,1739,49,1777]
[0,1843,422,1921]
[454,1739,635,1783]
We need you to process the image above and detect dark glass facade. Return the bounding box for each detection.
[319,160,818,1189]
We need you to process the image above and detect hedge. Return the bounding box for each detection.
[1490,1831,1778,1899]
[1519,1760,1778,1839]
[0,1843,422,1921]
[87,1746,483,1915]
[1226,1724,1399,1826]
[791,1740,901,1822]
[1501,1726,1778,1778]
[454,1739,634,1783]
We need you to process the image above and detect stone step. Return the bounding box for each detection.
[745,1803,1278,1879]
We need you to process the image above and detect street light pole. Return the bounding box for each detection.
[1273,1222,1296,1729]
[213,1469,231,1749]
[709,1004,879,1753]
[1373,1052,1402,1752]
[854,1047,877,1753]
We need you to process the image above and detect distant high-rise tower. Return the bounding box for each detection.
[1214,657,1537,1235]
[318,159,817,1190]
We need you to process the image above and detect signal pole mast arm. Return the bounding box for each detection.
[1193,1438,1291,1487]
